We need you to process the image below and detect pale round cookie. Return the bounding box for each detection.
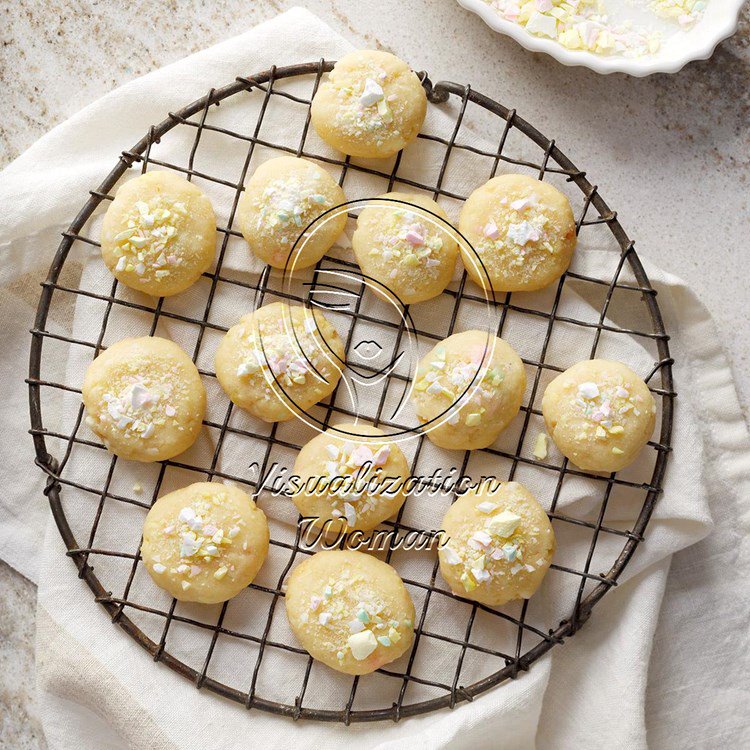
[214,302,345,422]
[352,193,458,304]
[82,336,205,462]
[439,482,555,606]
[311,50,427,159]
[236,156,347,270]
[141,482,269,604]
[458,173,576,292]
[285,550,415,675]
[101,170,216,297]
[412,330,526,450]
[542,359,656,472]
[291,423,409,534]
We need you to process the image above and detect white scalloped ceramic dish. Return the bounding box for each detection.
[457,0,744,75]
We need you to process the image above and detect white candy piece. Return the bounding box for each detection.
[348,629,378,660]
[343,502,357,527]
[130,383,151,409]
[578,381,600,399]
[526,12,558,38]
[178,507,196,523]
[236,361,259,377]
[179,535,201,558]
[359,78,385,107]
[506,220,540,246]
[511,197,534,211]
[442,546,461,565]
[469,530,493,548]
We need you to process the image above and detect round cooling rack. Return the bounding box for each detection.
[28,60,675,723]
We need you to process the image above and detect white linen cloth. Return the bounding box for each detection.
[0,7,747,749]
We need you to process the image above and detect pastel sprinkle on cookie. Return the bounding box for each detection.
[95,380,178,441]
[441,508,530,593]
[414,345,507,429]
[316,439,392,527]
[112,196,187,282]
[234,314,328,390]
[573,379,644,453]
[253,170,328,239]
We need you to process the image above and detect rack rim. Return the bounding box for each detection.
[28,60,674,723]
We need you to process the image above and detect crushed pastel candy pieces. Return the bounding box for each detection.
[113,194,187,281]
[254,168,333,235]
[329,65,397,137]
[444,505,533,591]
[233,313,333,392]
[310,436,398,522]
[483,0,707,58]
[98,379,178,441]
[153,494,250,587]
[572,377,644,442]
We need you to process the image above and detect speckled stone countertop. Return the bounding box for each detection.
[1,2,748,748]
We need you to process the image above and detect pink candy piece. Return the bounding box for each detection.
[372,446,391,466]
[483,220,500,239]
[349,445,374,466]
[404,228,424,246]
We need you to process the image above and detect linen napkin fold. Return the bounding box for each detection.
[0,6,744,750]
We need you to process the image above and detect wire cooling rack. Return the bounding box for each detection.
[28,60,675,723]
